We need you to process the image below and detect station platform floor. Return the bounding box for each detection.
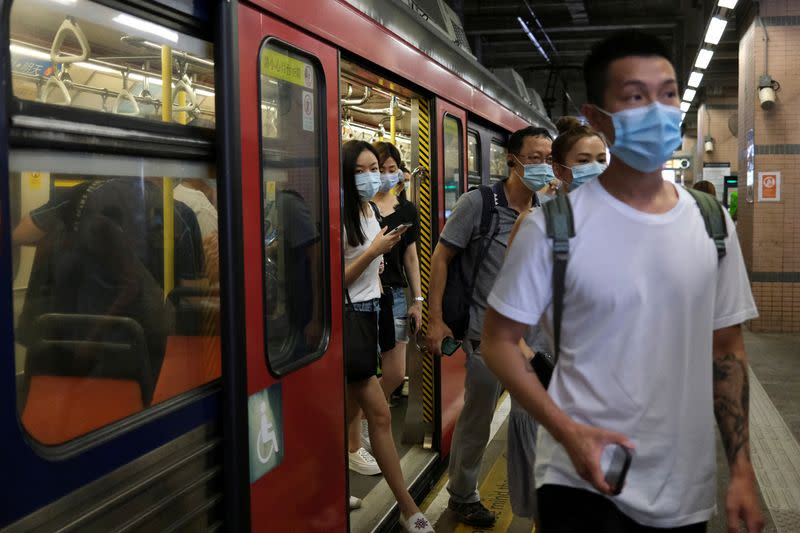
[411,329,800,533]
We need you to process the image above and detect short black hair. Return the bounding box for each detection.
[508,126,552,155]
[583,30,673,106]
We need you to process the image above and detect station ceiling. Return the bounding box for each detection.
[450,0,753,132]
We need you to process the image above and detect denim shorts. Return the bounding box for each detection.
[389,286,409,343]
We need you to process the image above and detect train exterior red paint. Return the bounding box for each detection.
[0,0,552,531]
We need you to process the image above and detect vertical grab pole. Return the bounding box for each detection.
[162,45,175,298]
[390,96,397,144]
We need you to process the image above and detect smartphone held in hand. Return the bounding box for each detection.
[600,444,633,495]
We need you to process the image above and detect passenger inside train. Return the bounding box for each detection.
[341,139,434,533]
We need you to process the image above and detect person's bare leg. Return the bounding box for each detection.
[350,377,419,519]
[379,341,407,399]
[347,404,362,453]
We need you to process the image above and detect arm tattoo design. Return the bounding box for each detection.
[713,352,751,466]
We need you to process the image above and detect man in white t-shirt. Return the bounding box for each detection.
[481,31,764,533]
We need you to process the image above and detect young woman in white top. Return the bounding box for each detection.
[341,140,434,532]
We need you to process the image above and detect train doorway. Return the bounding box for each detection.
[339,59,440,532]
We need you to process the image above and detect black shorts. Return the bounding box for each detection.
[344,304,379,383]
[378,290,397,353]
[537,485,707,533]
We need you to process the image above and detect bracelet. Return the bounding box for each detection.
[413,296,425,302]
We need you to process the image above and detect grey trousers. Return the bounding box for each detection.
[446,341,503,504]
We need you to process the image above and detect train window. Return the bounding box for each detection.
[9,151,220,446]
[443,114,463,219]
[467,131,481,187]
[490,141,508,184]
[9,0,215,127]
[259,41,328,375]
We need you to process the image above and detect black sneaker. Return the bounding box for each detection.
[448,500,496,527]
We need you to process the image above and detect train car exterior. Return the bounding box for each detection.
[0,0,552,531]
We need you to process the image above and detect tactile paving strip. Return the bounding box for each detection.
[749,368,800,533]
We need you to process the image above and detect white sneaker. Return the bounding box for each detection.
[401,511,435,532]
[348,447,381,476]
[349,496,362,510]
[360,419,372,453]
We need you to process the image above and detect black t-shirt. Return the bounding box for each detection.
[376,196,418,288]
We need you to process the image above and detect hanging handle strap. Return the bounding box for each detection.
[50,17,91,65]
[113,89,141,115]
[173,75,198,112]
[40,76,71,105]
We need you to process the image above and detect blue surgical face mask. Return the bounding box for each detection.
[355,170,381,200]
[569,161,607,190]
[378,170,401,193]
[596,102,682,173]
[515,156,554,191]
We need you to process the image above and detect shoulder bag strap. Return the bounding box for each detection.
[685,187,727,261]
[542,194,575,365]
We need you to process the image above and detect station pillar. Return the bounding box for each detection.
[736,1,800,332]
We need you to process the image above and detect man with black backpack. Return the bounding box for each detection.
[481,32,763,533]
[425,126,553,527]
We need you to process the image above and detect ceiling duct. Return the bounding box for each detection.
[492,68,530,103]
[399,0,473,56]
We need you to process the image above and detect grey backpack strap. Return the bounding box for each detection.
[542,194,575,365]
[685,188,728,260]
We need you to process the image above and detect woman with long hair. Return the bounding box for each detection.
[341,140,434,532]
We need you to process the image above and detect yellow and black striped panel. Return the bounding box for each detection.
[416,98,435,425]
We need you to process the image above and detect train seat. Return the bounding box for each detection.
[19,313,154,445]
[151,335,222,404]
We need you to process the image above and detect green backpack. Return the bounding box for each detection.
[533,188,728,387]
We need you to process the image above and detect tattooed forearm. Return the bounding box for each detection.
[713,352,750,466]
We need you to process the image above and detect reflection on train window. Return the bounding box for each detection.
[259,41,328,375]
[443,115,463,220]
[9,0,215,127]
[9,152,220,445]
[490,141,507,184]
[467,131,481,187]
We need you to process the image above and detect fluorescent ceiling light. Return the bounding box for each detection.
[113,13,179,43]
[683,88,697,102]
[680,101,691,112]
[10,44,51,61]
[688,71,704,88]
[704,17,728,45]
[517,16,550,64]
[681,112,687,121]
[695,49,714,69]
[718,0,738,8]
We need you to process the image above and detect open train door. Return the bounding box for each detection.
[434,98,469,455]
[222,3,346,531]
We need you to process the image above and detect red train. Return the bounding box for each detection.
[0,0,552,531]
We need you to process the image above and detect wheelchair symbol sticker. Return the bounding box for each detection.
[248,383,283,483]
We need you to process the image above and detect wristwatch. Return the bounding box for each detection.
[413,296,425,303]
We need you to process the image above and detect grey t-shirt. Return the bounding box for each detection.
[440,181,542,346]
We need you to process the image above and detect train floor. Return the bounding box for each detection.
[395,329,800,533]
